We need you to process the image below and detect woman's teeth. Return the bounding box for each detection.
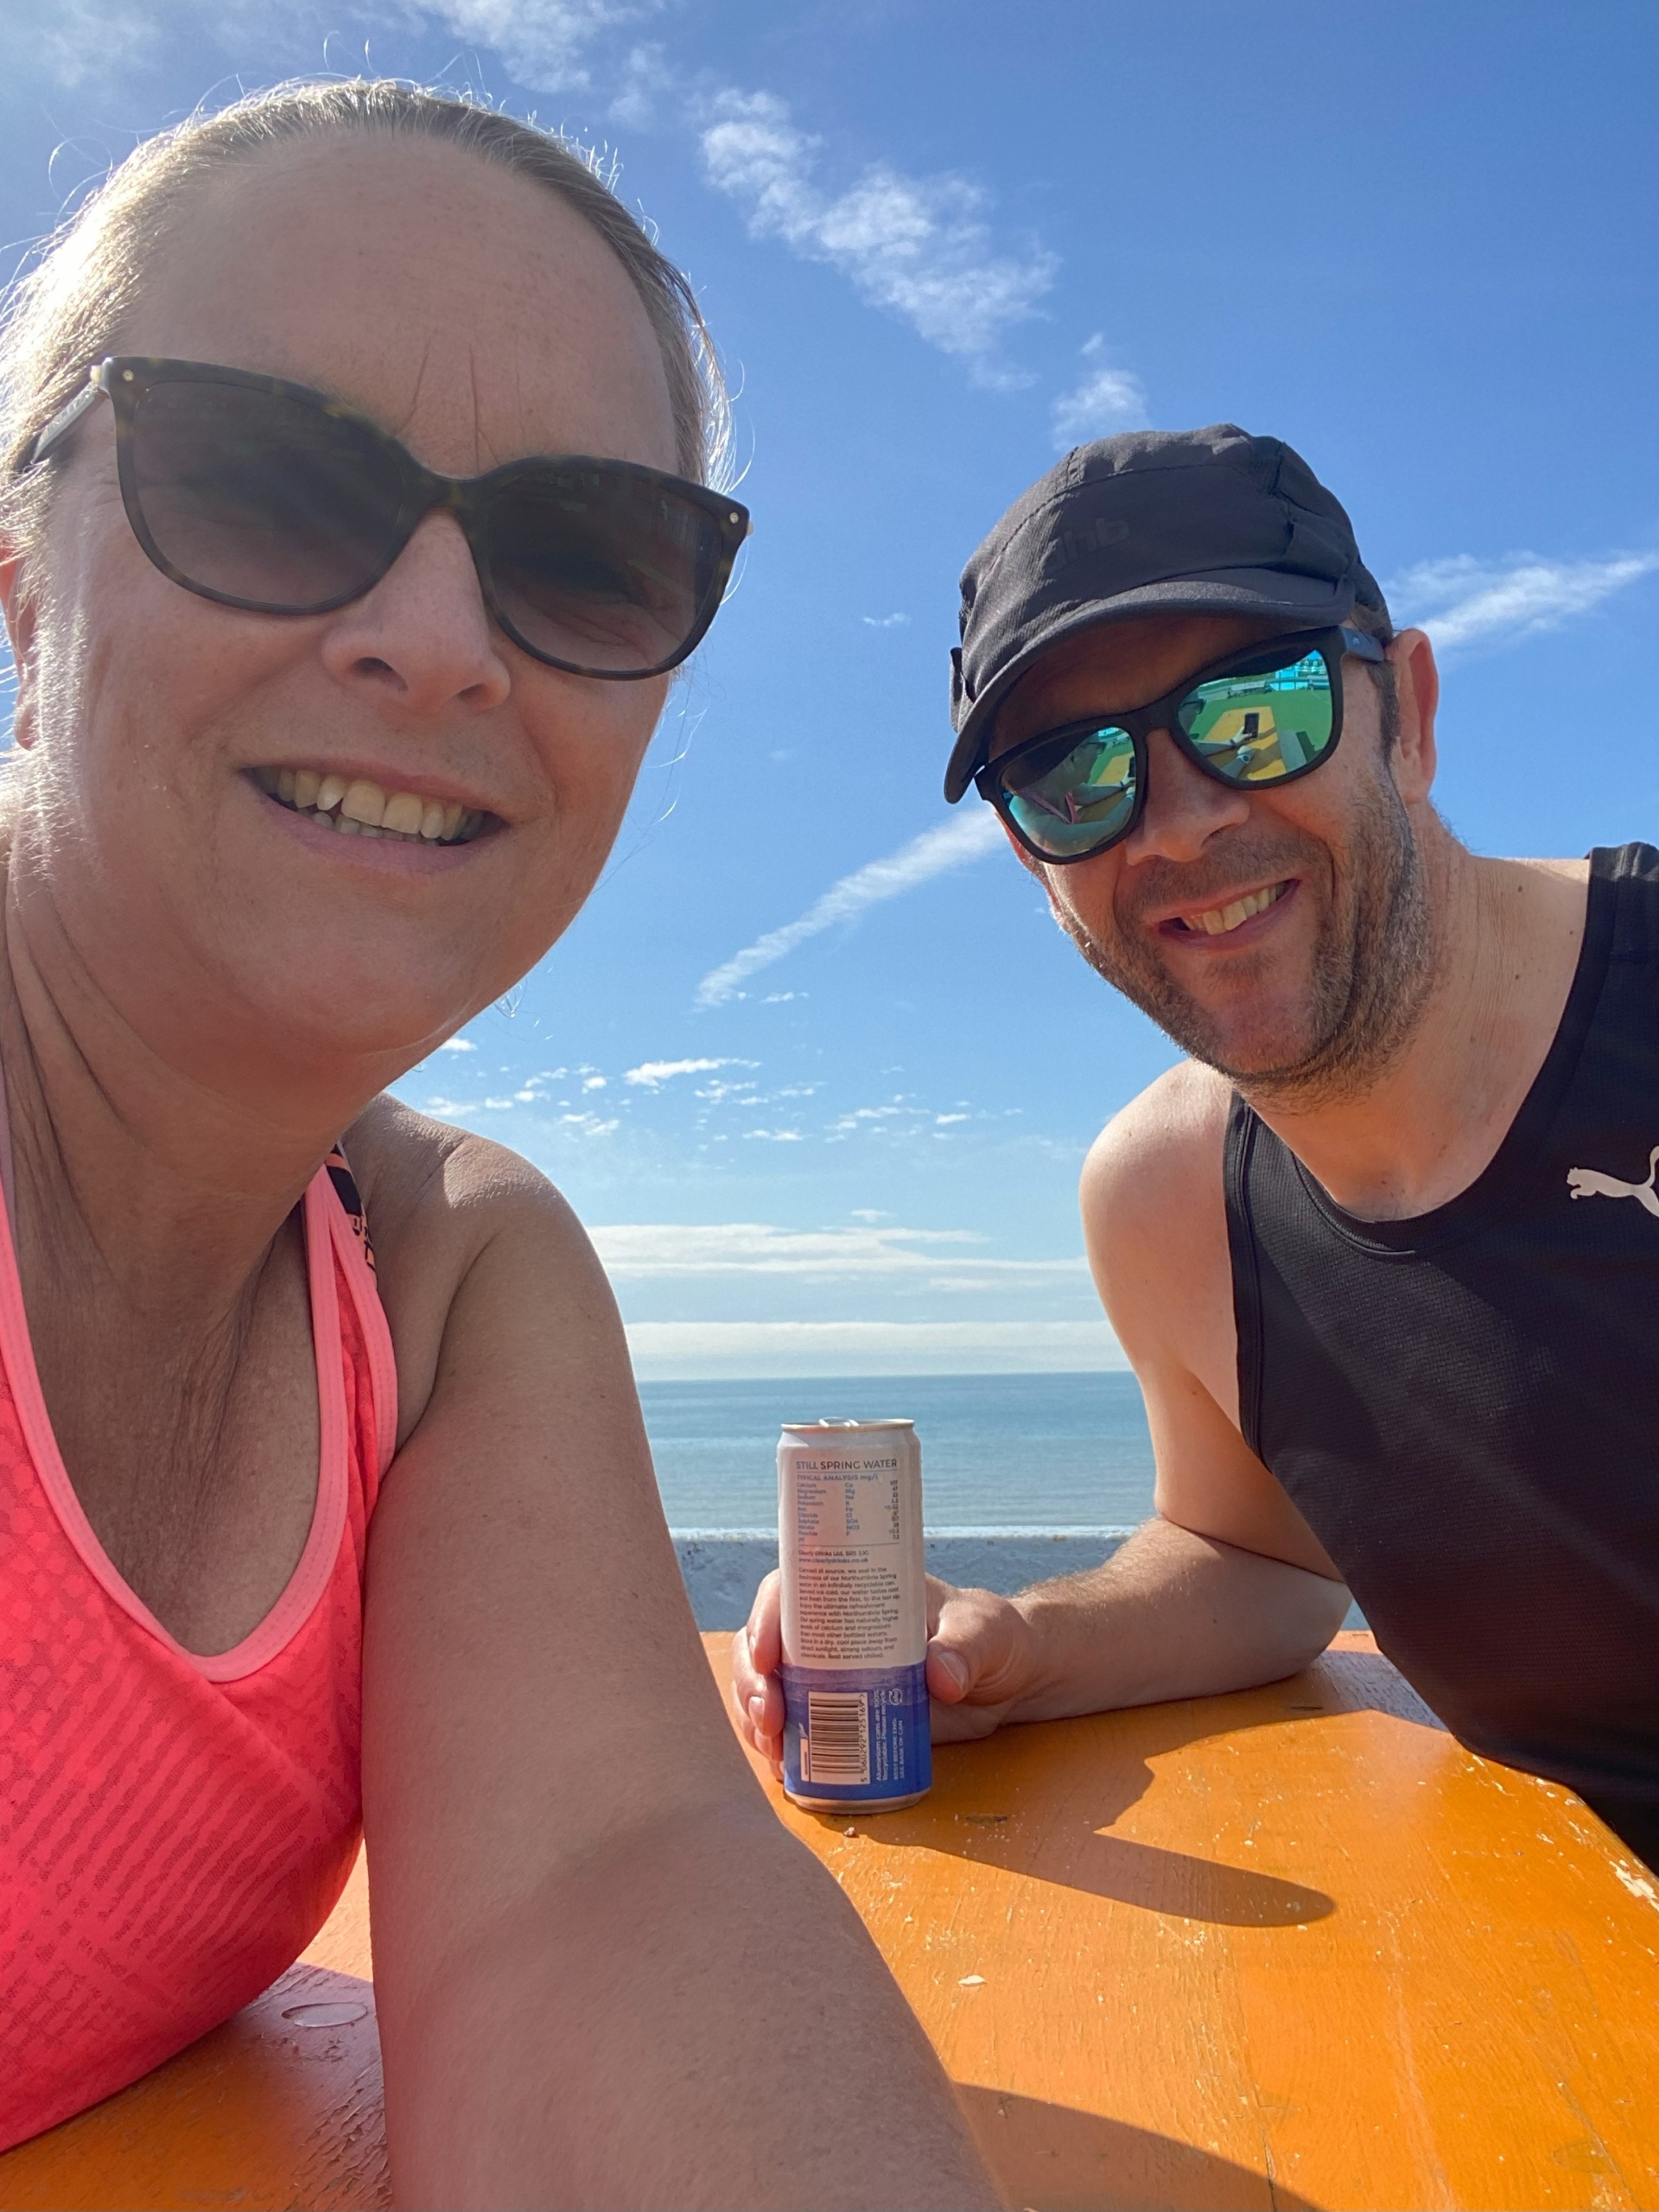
[253,766,485,844]
[1179,882,1286,936]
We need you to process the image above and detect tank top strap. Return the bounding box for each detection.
[0,1046,15,1243]
[1222,1090,1273,1460]
[314,1142,398,1488]
[322,1144,375,1269]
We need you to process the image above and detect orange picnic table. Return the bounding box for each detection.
[3,1631,1657,2212]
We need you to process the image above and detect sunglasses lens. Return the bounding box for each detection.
[486,467,727,677]
[129,378,406,611]
[1176,647,1334,783]
[1001,724,1138,858]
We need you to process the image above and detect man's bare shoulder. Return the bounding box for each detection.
[1081,1059,1234,1244]
[1078,1060,1236,1379]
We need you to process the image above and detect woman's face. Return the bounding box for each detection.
[4,134,681,1086]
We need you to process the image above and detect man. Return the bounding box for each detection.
[734,423,1659,1871]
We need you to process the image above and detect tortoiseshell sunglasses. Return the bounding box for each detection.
[32,357,750,680]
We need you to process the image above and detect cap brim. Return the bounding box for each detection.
[944,569,1356,803]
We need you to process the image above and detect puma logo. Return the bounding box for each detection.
[1567,1144,1659,1217]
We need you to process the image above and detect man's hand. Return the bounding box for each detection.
[730,1568,1039,1775]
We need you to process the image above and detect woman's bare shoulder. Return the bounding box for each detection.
[334,1095,602,1441]
[341,1094,576,1243]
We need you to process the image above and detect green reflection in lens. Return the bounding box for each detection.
[1003,725,1137,856]
[1178,649,1332,783]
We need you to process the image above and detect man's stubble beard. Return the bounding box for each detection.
[1055,772,1440,1110]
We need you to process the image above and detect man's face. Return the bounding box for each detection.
[990,613,1440,1100]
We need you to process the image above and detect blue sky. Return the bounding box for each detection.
[4,1,1657,1376]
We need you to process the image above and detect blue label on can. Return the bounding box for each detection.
[781,1662,931,1802]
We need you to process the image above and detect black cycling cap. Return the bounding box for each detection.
[944,423,1389,802]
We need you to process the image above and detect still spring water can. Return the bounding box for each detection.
[778,1418,931,1812]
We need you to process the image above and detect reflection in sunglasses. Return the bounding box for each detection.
[980,630,1376,865]
[1182,654,1332,782]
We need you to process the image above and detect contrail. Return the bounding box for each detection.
[696,809,1005,1008]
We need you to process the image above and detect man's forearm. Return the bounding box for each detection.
[1005,1516,1351,1725]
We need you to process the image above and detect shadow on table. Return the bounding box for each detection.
[831,1647,1455,1927]
[868,1789,1337,1926]
[959,2085,1322,2211]
[1058,1834,1332,1923]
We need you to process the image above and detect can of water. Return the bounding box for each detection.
[777,1418,931,1812]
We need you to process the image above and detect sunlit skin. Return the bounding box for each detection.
[734,609,1593,1775]
[986,613,1436,1087]
[986,613,1587,1213]
[0,133,678,1656]
[0,134,997,2211]
[9,134,675,1111]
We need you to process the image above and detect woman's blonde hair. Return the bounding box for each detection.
[0,79,730,566]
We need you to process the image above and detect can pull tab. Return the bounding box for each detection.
[821,1417,861,1427]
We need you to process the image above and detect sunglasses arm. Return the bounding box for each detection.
[29,370,111,467]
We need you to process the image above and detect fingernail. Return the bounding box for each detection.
[748,1694,768,1727]
[935,1649,969,1694]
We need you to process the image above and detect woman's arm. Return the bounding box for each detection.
[360,1141,998,2211]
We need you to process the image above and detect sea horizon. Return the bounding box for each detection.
[641,1369,1156,1536]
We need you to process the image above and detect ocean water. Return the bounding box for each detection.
[641,1370,1154,1534]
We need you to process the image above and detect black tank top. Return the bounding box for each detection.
[1225,842,1659,1869]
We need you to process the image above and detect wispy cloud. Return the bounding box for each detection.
[606,36,674,124]
[19,12,1058,393]
[416,0,644,92]
[695,810,1005,1007]
[863,612,912,629]
[29,0,162,86]
[624,1318,1126,1379]
[15,0,634,93]
[590,1220,1087,1281]
[698,89,1056,386]
[419,1090,620,1135]
[819,1095,992,1146]
[1394,552,1659,653]
[1051,334,1148,448]
[625,1055,752,1088]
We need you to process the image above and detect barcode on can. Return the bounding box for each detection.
[802,1690,870,1784]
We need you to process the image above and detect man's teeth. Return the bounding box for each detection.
[254,767,483,844]
[1180,883,1285,936]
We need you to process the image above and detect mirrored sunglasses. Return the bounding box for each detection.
[977,626,1388,864]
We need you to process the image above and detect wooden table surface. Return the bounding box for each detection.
[3,1630,1658,2211]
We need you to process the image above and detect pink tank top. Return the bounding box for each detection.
[0,1146,397,2151]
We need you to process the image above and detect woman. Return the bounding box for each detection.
[0,81,995,2209]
